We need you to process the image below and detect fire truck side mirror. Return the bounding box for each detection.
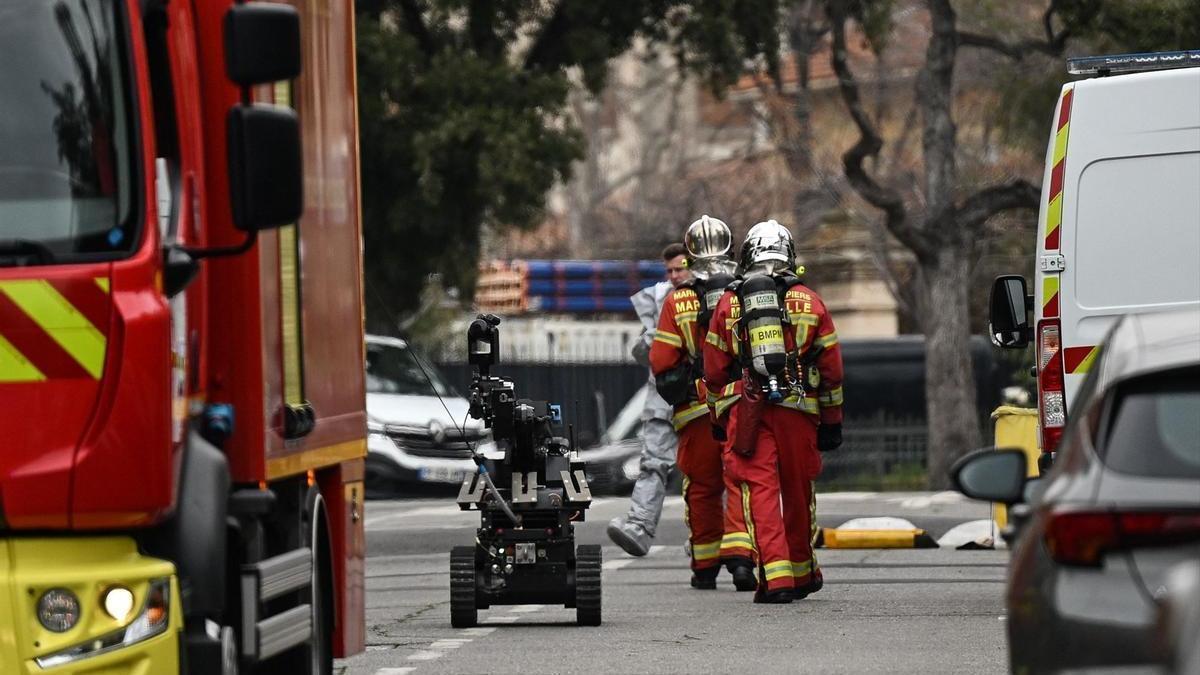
[223,2,301,86]
[227,105,303,231]
[989,275,1031,349]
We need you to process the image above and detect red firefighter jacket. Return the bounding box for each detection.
[702,282,844,425]
[649,284,711,430]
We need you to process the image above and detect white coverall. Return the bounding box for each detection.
[622,281,679,536]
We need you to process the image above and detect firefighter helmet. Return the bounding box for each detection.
[740,220,795,273]
[684,215,732,261]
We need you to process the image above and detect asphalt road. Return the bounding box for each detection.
[336,491,1008,675]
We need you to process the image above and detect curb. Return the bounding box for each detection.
[815,528,940,549]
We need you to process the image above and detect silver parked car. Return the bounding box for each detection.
[954,308,1200,673]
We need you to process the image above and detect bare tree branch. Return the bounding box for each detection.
[956,30,1071,60]
[956,0,1070,61]
[956,178,1040,230]
[826,0,931,259]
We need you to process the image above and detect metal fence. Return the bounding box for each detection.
[819,414,930,490]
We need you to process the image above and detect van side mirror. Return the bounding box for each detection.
[227,106,303,231]
[989,275,1032,348]
[224,2,301,86]
[951,447,1028,504]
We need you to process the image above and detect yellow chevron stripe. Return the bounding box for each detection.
[0,280,105,378]
[1053,122,1070,165]
[94,277,110,293]
[1042,276,1059,311]
[1072,347,1099,374]
[1046,191,1063,240]
[0,333,45,382]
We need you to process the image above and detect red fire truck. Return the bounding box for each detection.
[0,1,365,672]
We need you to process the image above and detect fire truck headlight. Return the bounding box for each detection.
[37,588,81,632]
[35,578,173,669]
[102,586,135,623]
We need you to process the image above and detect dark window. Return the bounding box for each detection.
[1100,368,1200,480]
[0,0,137,264]
[365,343,456,398]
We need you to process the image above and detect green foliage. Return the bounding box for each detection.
[356,1,779,326]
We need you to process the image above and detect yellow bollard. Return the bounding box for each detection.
[990,406,1040,528]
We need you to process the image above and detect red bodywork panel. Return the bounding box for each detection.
[194,0,366,486]
[1,0,365,657]
[0,0,173,529]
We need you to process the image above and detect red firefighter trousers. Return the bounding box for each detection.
[723,404,823,592]
[676,416,750,572]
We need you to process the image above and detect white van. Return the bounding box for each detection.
[989,51,1200,461]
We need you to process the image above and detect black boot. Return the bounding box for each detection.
[753,588,793,604]
[690,567,719,590]
[730,564,757,592]
[795,574,823,599]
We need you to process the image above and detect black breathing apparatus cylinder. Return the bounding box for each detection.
[698,272,735,329]
[737,273,788,401]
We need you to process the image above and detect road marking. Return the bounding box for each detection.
[460,627,496,636]
[603,543,667,571]
[484,615,519,623]
[508,604,543,613]
[430,639,469,649]
[815,492,879,501]
[374,668,416,675]
[407,650,445,661]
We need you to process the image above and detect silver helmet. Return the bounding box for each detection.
[684,215,732,261]
[684,215,735,280]
[740,219,795,274]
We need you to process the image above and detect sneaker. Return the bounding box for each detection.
[730,564,757,592]
[690,568,719,590]
[753,589,794,604]
[606,517,650,557]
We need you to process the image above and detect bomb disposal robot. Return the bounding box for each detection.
[451,315,601,626]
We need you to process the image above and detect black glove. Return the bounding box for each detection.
[817,423,842,452]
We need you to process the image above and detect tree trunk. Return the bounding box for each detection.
[920,247,982,489]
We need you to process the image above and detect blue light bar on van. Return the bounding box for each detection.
[1068,50,1200,75]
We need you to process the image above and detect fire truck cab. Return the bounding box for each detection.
[989,51,1200,463]
[1,1,365,673]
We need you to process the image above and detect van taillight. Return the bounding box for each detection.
[1037,319,1066,452]
[1045,510,1200,567]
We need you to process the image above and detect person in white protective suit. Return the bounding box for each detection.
[607,243,691,556]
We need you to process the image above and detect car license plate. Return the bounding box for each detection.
[420,466,465,483]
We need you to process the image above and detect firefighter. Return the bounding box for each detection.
[649,216,756,591]
[608,243,692,556]
[703,220,844,604]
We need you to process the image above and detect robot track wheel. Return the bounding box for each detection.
[450,546,478,628]
[575,544,602,626]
